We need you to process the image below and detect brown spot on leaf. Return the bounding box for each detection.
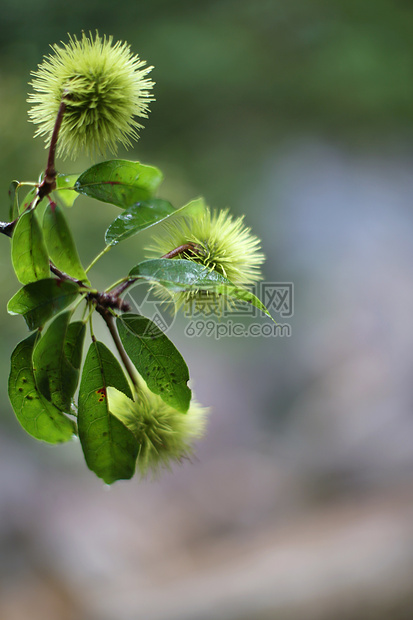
[96,387,106,402]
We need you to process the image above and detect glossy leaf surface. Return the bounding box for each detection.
[129,259,273,319]
[105,197,205,245]
[43,204,89,282]
[78,341,138,484]
[105,199,175,245]
[75,160,163,208]
[53,173,79,208]
[8,333,75,443]
[11,210,50,284]
[8,278,80,330]
[117,313,191,413]
[32,311,83,411]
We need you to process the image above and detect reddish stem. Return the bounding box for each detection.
[161,243,202,259]
[37,98,67,200]
[96,307,138,390]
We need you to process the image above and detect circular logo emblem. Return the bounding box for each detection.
[122,281,176,337]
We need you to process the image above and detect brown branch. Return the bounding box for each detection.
[161,243,202,259]
[49,262,89,287]
[0,220,17,238]
[96,306,139,390]
[1,97,68,240]
[110,278,138,298]
[37,98,67,201]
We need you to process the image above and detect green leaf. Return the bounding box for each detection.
[129,259,274,320]
[53,173,79,208]
[64,321,86,371]
[105,199,175,245]
[104,197,206,246]
[129,258,229,287]
[117,313,191,413]
[43,204,89,282]
[11,210,50,285]
[75,160,163,208]
[78,341,138,484]
[8,278,80,330]
[32,311,83,412]
[8,333,75,444]
[19,187,37,213]
[8,180,19,220]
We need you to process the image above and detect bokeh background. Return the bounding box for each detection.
[1,1,413,618]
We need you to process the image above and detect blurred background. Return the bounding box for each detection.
[1,1,413,618]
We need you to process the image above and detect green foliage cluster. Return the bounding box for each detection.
[4,33,271,484]
[7,161,270,483]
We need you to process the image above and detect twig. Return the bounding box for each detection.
[110,278,138,298]
[161,243,202,259]
[96,307,139,390]
[85,245,112,274]
[0,96,68,239]
[37,98,67,200]
[49,262,90,287]
[0,221,17,238]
